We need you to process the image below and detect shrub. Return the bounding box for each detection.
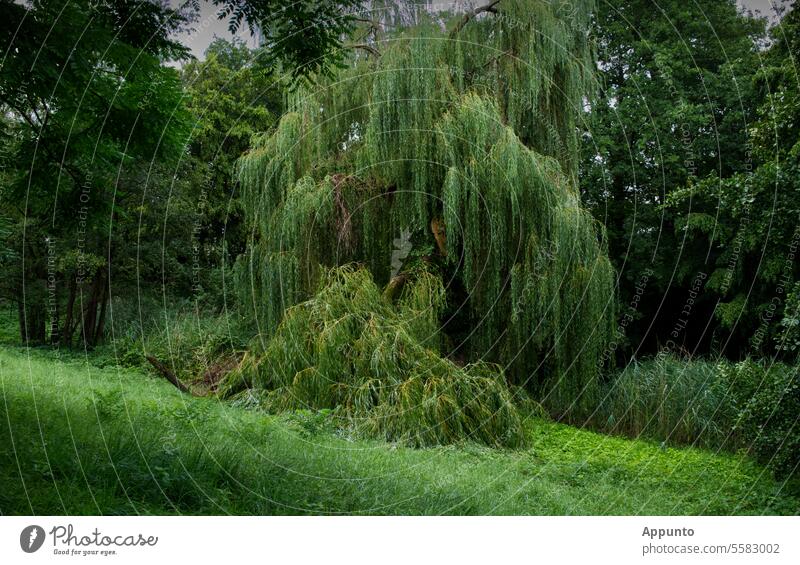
[777,282,800,359]
[728,360,799,481]
[106,296,247,385]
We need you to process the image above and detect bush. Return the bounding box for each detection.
[728,360,799,481]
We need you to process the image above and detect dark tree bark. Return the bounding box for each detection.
[146,356,193,395]
[80,266,108,347]
[19,299,46,344]
[49,279,60,345]
[383,274,408,301]
[93,274,109,345]
[61,274,77,348]
[17,299,25,344]
[449,0,502,38]
[81,271,101,346]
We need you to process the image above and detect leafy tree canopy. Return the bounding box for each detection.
[209,0,364,79]
[0,0,192,344]
[227,0,616,441]
[581,0,768,357]
[668,0,800,358]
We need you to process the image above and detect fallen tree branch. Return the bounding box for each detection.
[146,355,193,395]
[348,43,381,58]
[353,16,383,34]
[449,0,502,38]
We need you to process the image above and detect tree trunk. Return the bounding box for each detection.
[146,356,193,395]
[49,280,60,345]
[81,267,104,347]
[61,274,77,348]
[17,299,25,344]
[93,273,109,345]
[19,300,46,344]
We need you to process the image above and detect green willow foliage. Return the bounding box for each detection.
[223,266,527,447]
[230,0,615,442]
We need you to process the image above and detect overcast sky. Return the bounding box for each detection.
[738,0,782,17]
[173,0,786,61]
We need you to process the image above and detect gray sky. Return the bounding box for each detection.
[173,0,787,62]
[738,0,782,18]
[175,1,257,61]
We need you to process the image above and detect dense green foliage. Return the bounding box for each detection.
[232,0,616,439]
[0,0,360,348]
[725,360,800,479]
[2,347,796,515]
[582,0,799,361]
[222,266,527,447]
[212,0,363,80]
[0,0,191,346]
[109,306,246,388]
[666,3,800,359]
[178,38,283,302]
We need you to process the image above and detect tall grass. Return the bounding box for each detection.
[582,354,799,483]
[103,295,248,385]
[591,356,737,447]
[1,347,796,515]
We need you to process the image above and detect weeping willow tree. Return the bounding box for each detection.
[227,0,615,444]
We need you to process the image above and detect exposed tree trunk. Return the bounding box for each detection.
[347,43,381,58]
[20,300,46,344]
[81,272,100,346]
[93,277,108,345]
[49,279,60,345]
[32,306,46,343]
[61,274,77,348]
[17,299,25,344]
[80,266,107,347]
[16,270,47,344]
[383,274,408,301]
[431,217,447,257]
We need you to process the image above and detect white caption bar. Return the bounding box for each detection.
[1,516,798,564]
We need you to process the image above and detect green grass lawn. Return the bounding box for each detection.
[0,346,796,515]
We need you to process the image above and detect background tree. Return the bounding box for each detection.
[179,37,283,306]
[0,0,191,346]
[211,0,364,80]
[581,0,768,358]
[668,0,800,359]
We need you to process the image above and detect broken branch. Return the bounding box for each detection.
[146,355,193,395]
[449,0,502,38]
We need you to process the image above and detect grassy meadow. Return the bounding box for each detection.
[1,346,796,516]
